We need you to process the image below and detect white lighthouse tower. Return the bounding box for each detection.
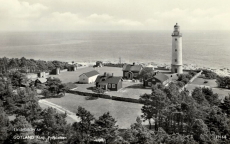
[171,23,183,74]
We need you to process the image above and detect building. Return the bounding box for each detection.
[143,73,169,87]
[95,73,122,91]
[122,63,143,79]
[38,72,46,78]
[50,68,60,75]
[68,65,77,71]
[79,70,100,84]
[171,23,183,74]
[96,61,103,67]
[35,78,47,86]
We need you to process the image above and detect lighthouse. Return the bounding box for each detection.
[171,23,183,74]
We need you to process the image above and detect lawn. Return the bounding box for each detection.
[190,78,217,87]
[44,93,143,129]
[185,77,229,101]
[50,66,123,83]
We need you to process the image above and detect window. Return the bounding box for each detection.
[175,49,177,52]
[112,84,116,88]
[152,79,155,81]
[148,82,152,86]
[108,84,111,88]
[175,38,177,41]
[175,59,177,62]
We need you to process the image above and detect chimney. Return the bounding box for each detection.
[104,72,106,76]
[112,73,113,77]
[133,62,135,65]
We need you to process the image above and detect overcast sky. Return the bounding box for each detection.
[0,0,230,31]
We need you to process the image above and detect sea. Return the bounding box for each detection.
[0,30,230,69]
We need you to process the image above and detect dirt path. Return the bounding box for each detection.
[38,99,80,122]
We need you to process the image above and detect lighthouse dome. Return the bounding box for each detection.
[174,23,179,27]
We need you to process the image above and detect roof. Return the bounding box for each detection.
[80,70,99,78]
[122,64,142,72]
[153,73,169,82]
[36,78,47,83]
[95,75,122,84]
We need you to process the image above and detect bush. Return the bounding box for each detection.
[202,70,217,79]
[93,87,106,94]
[177,81,185,87]
[41,89,52,97]
[178,74,193,84]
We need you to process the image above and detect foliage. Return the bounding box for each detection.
[93,87,106,94]
[216,76,230,89]
[45,77,67,96]
[36,107,70,144]
[202,70,217,79]
[94,112,118,144]
[219,95,230,117]
[0,57,71,73]
[139,67,155,80]
[69,106,95,144]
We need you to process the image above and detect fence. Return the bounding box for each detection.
[67,89,142,104]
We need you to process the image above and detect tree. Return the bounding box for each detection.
[219,95,230,117]
[6,116,35,144]
[0,107,10,143]
[122,117,154,144]
[46,77,66,96]
[36,107,70,144]
[192,119,211,142]
[9,71,26,87]
[94,112,118,144]
[71,106,95,144]
[141,85,169,131]
[191,87,207,105]
[139,67,155,80]
[205,107,229,137]
[202,87,220,106]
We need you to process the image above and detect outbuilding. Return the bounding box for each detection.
[143,73,169,87]
[79,70,100,84]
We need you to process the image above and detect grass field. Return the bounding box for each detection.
[43,93,143,128]
[50,66,123,83]
[185,77,229,101]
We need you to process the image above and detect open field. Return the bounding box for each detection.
[42,93,143,128]
[50,66,123,83]
[185,77,229,101]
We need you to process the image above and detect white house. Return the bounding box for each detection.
[79,70,100,84]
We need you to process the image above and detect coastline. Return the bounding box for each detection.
[72,60,230,77]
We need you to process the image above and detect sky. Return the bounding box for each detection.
[0,0,230,31]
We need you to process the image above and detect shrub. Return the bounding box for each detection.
[177,81,185,88]
[41,89,52,97]
[93,87,106,94]
[202,70,217,79]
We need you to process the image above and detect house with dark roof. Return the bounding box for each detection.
[95,73,122,91]
[79,70,100,84]
[122,63,143,80]
[143,73,169,87]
